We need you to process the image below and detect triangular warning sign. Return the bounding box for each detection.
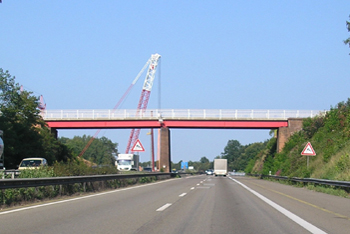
[301,142,316,156]
[131,139,145,152]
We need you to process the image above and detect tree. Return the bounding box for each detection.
[200,156,209,164]
[220,140,245,171]
[60,135,118,165]
[221,139,242,160]
[344,15,350,52]
[171,160,182,170]
[0,69,72,168]
[235,142,267,171]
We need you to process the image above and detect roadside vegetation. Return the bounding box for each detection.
[246,99,350,181]
[215,98,350,183]
[0,68,119,171]
[0,69,73,168]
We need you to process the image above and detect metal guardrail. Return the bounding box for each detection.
[2,170,21,179]
[0,173,172,189]
[250,174,350,188]
[42,109,326,121]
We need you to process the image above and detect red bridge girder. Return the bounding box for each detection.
[46,119,288,129]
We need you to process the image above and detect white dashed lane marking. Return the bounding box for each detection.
[156,203,172,212]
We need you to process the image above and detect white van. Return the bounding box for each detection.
[18,158,48,170]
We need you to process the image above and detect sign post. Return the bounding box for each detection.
[301,142,316,168]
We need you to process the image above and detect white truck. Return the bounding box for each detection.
[116,154,139,171]
[214,159,227,176]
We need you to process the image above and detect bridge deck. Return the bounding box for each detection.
[44,109,324,129]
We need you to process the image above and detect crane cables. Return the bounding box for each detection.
[125,53,161,154]
[78,57,153,157]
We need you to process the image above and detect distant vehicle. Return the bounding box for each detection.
[205,169,213,175]
[18,158,47,170]
[143,167,153,172]
[214,159,227,176]
[116,154,139,171]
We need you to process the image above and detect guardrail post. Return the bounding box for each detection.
[2,188,5,205]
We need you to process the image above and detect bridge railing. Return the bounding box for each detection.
[42,109,326,121]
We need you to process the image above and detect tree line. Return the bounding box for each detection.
[0,69,72,168]
[0,69,118,169]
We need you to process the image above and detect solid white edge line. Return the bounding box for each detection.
[0,177,181,216]
[230,177,327,234]
[156,203,172,211]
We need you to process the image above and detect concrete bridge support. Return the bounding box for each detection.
[159,127,171,173]
[277,118,304,153]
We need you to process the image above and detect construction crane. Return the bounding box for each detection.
[38,95,46,116]
[125,53,161,154]
[78,53,161,157]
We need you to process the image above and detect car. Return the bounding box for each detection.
[18,157,47,170]
[205,169,213,175]
[143,167,153,172]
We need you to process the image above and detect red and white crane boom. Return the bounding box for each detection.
[78,54,160,157]
[125,53,161,154]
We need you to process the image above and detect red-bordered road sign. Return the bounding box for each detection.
[301,142,316,156]
[131,139,145,152]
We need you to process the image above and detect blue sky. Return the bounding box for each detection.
[1,1,350,164]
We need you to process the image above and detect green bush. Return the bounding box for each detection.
[52,159,119,176]
[336,154,350,172]
[18,167,55,178]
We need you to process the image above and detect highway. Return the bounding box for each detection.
[1,175,349,234]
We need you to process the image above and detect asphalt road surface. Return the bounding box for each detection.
[1,175,349,234]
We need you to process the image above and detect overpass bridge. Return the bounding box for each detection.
[44,109,322,128]
[43,109,325,172]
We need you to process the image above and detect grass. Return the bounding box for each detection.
[263,176,350,198]
[306,184,350,198]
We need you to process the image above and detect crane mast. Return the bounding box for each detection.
[125,53,161,154]
[78,54,160,158]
